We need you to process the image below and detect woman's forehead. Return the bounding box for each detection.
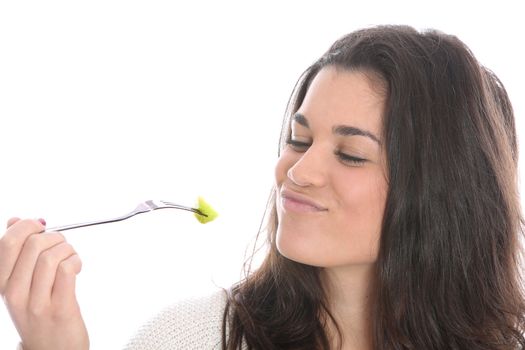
[295,67,385,138]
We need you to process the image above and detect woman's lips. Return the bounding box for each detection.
[280,190,328,213]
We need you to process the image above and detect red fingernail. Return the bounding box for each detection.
[38,218,47,226]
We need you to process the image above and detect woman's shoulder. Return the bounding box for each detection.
[124,289,228,350]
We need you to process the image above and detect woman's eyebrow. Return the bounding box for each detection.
[333,125,381,145]
[293,113,381,145]
[293,113,310,127]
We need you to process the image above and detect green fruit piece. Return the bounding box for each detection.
[195,196,218,224]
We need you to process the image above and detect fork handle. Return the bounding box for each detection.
[44,213,139,233]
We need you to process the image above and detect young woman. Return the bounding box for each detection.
[1,25,524,350]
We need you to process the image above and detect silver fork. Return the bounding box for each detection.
[45,200,208,233]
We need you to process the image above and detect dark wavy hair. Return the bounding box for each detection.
[221,25,525,349]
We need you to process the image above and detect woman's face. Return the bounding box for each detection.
[275,66,388,268]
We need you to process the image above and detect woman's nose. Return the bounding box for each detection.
[286,148,327,187]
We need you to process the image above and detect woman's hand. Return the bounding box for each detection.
[0,218,89,350]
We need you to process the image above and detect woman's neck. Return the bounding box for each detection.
[321,263,375,350]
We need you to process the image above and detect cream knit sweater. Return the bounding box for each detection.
[16,289,230,350]
[124,289,229,349]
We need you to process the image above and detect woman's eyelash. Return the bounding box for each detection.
[286,138,367,165]
[335,151,367,165]
[286,139,310,148]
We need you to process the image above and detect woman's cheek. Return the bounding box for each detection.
[274,150,296,185]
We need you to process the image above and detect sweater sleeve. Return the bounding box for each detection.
[123,289,228,350]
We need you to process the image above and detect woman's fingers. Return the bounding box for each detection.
[0,219,45,294]
[52,253,83,315]
[29,241,77,308]
[7,217,21,228]
[1,218,89,349]
[4,232,66,309]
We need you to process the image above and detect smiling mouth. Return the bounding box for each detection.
[280,190,328,213]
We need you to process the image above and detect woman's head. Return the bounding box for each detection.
[274,25,521,271]
[225,25,524,349]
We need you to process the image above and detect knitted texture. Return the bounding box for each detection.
[124,289,228,350]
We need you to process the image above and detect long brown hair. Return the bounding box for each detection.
[222,25,525,349]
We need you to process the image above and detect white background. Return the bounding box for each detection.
[1,1,523,349]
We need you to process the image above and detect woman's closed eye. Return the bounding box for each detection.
[335,151,367,166]
[286,137,368,166]
[286,138,311,150]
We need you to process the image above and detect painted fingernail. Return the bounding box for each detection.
[38,218,47,226]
